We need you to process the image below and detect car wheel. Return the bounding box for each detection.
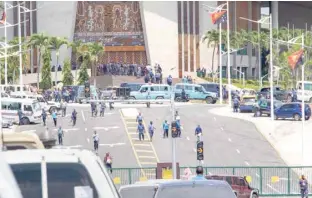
[294,113,301,121]
[252,193,258,198]
[21,117,30,125]
[156,96,164,104]
[128,96,136,104]
[305,116,310,120]
[175,97,182,102]
[206,97,213,104]
[274,114,278,120]
[49,107,56,114]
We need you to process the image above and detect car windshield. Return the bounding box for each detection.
[37,97,46,103]
[10,163,99,198]
[32,102,41,112]
[156,185,235,198]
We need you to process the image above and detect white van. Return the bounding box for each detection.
[10,91,60,113]
[3,149,119,198]
[0,152,23,198]
[296,81,312,102]
[0,84,31,93]
[1,98,42,124]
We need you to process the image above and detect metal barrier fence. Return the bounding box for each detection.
[110,166,312,196]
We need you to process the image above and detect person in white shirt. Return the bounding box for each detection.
[92,131,99,151]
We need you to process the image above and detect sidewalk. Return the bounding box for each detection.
[209,107,312,167]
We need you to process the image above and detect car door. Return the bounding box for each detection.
[184,85,193,99]
[239,178,250,198]
[138,86,148,100]
[278,104,292,118]
[193,86,203,99]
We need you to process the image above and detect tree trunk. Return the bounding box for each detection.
[75,56,79,85]
[55,53,59,86]
[212,45,216,77]
[37,50,41,89]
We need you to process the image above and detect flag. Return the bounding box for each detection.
[288,49,304,70]
[210,10,227,25]
[0,12,6,24]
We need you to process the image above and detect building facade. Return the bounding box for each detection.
[1,1,311,83]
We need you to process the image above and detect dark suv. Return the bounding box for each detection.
[206,175,259,198]
[199,83,219,96]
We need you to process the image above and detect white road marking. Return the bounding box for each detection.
[86,138,90,143]
[99,143,125,147]
[236,149,240,154]
[81,110,85,122]
[53,128,79,132]
[201,161,204,165]
[133,144,151,147]
[228,138,232,142]
[193,148,196,152]
[85,128,87,131]
[186,136,190,141]
[21,130,37,133]
[66,145,83,148]
[266,184,281,193]
[128,132,137,135]
[140,162,157,165]
[214,117,216,121]
[136,150,154,153]
[244,161,250,166]
[220,127,224,131]
[65,114,71,117]
[138,156,156,159]
[93,126,120,131]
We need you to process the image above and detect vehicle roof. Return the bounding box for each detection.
[3,132,44,148]
[206,174,244,178]
[199,82,218,85]
[141,84,169,87]
[176,83,201,87]
[2,149,97,164]
[1,97,37,103]
[135,179,180,185]
[122,83,145,85]
[157,180,230,188]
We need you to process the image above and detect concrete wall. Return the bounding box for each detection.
[36,1,77,67]
[140,1,179,78]
[278,2,312,30]
[22,69,91,85]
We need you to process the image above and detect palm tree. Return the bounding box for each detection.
[49,36,68,85]
[88,42,104,85]
[202,29,219,74]
[28,33,50,88]
[70,40,83,84]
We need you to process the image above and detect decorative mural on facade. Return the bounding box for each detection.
[74,1,145,47]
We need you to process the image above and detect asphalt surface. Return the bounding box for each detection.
[14,103,300,195]
[15,105,137,168]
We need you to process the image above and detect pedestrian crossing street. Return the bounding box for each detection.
[121,112,159,179]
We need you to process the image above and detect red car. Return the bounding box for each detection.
[205,175,259,198]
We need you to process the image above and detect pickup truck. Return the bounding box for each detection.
[257,86,292,102]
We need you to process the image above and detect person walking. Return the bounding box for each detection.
[100,102,106,117]
[299,175,308,198]
[17,108,23,125]
[136,112,143,124]
[233,96,240,113]
[92,131,99,152]
[72,109,77,126]
[137,122,145,141]
[57,126,64,145]
[148,121,155,142]
[52,110,57,127]
[42,109,47,126]
[192,166,207,181]
[162,120,169,138]
[63,100,67,117]
[104,152,113,174]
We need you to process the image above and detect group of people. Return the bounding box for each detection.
[90,101,114,117]
[97,63,148,77]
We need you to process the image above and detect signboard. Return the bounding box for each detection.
[197,141,204,161]
[162,167,173,179]
[156,163,180,179]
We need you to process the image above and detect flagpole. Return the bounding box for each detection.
[226,1,231,107]
[301,34,305,166]
[4,1,7,85]
[18,3,23,90]
[219,23,223,104]
[269,14,274,121]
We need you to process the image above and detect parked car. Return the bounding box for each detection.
[274,102,311,121]
[239,96,256,113]
[129,84,171,100]
[199,83,219,96]
[174,83,218,104]
[257,86,292,102]
[253,99,283,117]
[205,175,259,198]
[120,83,145,92]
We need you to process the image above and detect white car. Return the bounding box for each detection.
[1,117,13,128]
[2,149,119,198]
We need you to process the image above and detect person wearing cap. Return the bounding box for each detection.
[192,166,207,181]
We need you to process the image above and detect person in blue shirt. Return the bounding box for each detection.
[136,113,143,124]
[137,122,145,141]
[162,120,169,138]
[148,121,156,142]
[57,126,64,145]
[176,117,181,137]
[195,125,202,135]
[233,96,240,113]
[192,166,207,181]
[52,110,57,127]
[42,109,47,126]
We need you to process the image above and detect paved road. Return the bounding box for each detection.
[15,106,137,168]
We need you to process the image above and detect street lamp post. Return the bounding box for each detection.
[233,68,245,87]
[240,15,273,121]
[226,1,231,107]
